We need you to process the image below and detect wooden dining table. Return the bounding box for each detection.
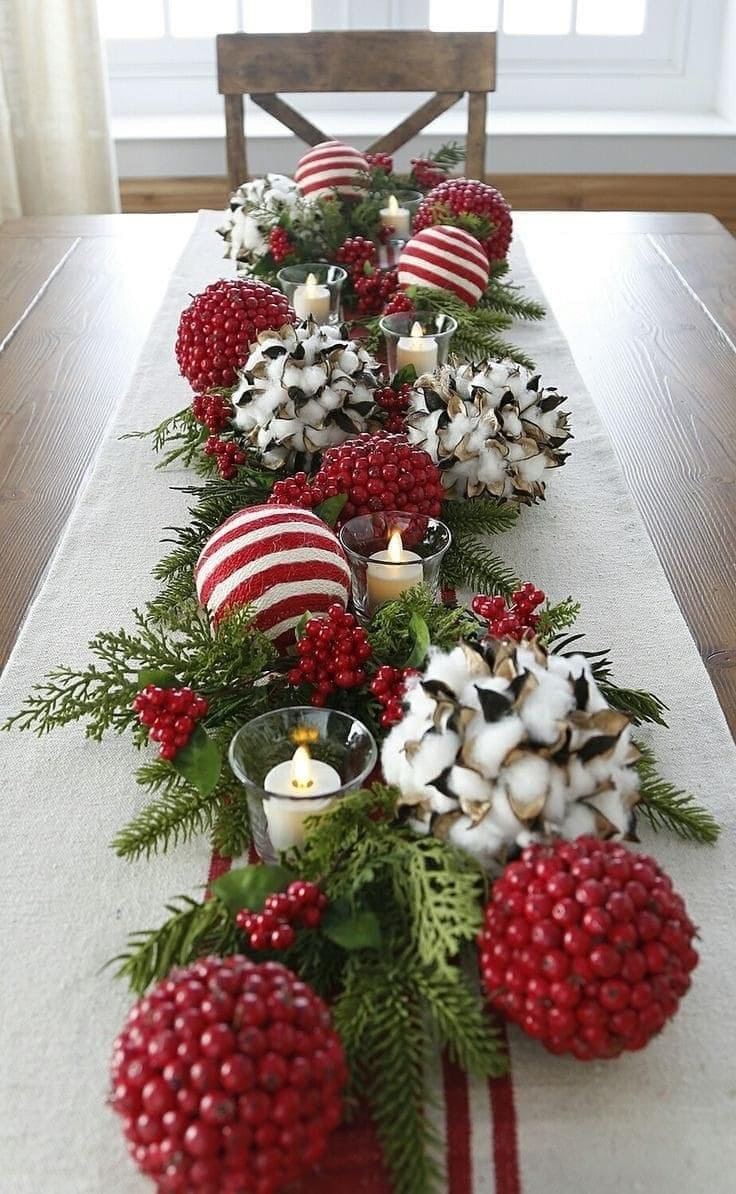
[1,209,734,735]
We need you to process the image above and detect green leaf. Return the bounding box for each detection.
[406,612,431,668]
[391,364,418,388]
[137,668,177,689]
[211,863,296,914]
[171,724,222,796]
[314,492,348,527]
[322,904,382,950]
[294,610,313,641]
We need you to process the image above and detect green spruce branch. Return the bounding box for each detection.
[112,766,216,860]
[635,740,720,844]
[536,597,581,643]
[407,286,537,368]
[440,497,520,596]
[112,896,238,996]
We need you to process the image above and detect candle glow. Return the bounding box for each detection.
[387,528,405,563]
[290,745,314,791]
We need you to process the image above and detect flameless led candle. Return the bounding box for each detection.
[379,193,411,240]
[263,745,341,851]
[293,272,331,322]
[396,321,438,375]
[366,528,423,610]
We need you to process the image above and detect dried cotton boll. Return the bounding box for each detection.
[230,321,380,470]
[382,637,641,872]
[406,359,572,503]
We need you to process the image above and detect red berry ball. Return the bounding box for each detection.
[175,279,295,392]
[110,956,347,1191]
[369,665,419,727]
[479,838,698,1060]
[313,431,444,525]
[267,470,328,512]
[413,178,513,263]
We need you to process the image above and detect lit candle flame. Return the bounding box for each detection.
[409,321,425,338]
[290,745,314,791]
[387,528,405,563]
[305,272,318,290]
[387,194,399,215]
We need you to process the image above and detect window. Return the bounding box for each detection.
[429,0,648,36]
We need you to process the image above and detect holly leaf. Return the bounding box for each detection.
[138,668,177,689]
[294,610,313,640]
[171,724,221,796]
[212,864,297,914]
[406,612,431,668]
[314,493,348,527]
[391,364,418,388]
[322,903,382,950]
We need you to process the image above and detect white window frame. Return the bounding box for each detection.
[103,0,728,119]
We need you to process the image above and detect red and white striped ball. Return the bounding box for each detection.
[195,504,350,651]
[294,140,369,200]
[398,225,490,307]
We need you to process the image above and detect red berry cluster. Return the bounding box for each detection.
[192,392,233,434]
[374,383,413,433]
[267,226,295,264]
[353,267,398,318]
[203,435,247,480]
[110,955,347,1194]
[365,151,394,173]
[479,837,698,1061]
[268,471,326,511]
[472,582,546,641]
[369,665,419,728]
[410,158,448,190]
[236,882,329,952]
[382,290,415,318]
[287,605,372,706]
[413,178,513,263]
[335,236,376,277]
[176,279,295,392]
[133,685,208,762]
[318,432,444,523]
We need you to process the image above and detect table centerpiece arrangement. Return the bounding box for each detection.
[4,144,720,1194]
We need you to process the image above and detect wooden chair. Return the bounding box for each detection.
[217,30,496,190]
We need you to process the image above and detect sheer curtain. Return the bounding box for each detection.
[0,0,118,220]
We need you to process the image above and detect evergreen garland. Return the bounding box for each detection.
[636,740,720,844]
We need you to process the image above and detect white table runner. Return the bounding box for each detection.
[1,212,734,1193]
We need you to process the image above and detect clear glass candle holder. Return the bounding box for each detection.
[277,263,347,324]
[229,707,377,862]
[379,310,458,377]
[340,511,452,623]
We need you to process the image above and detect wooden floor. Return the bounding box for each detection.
[119,174,736,237]
[1,211,735,740]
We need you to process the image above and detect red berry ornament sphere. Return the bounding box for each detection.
[315,432,445,524]
[479,837,698,1061]
[413,178,513,263]
[176,279,294,392]
[110,955,347,1194]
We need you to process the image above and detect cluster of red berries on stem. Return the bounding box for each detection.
[335,236,376,278]
[410,158,448,190]
[472,583,546,641]
[175,279,294,391]
[110,955,347,1194]
[382,290,415,318]
[287,605,372,706]
[236,882,329,952]
[413,177,513,263]
[479,837,698,1061]
[267,471,330,512]
[374,383,413,433]
[369,665,418,728]
[353,266,398,318]
[192,392,232,434]
[203,435,247,480]
[365,151,394,173]
[133,685,208,761]
[317,432,444,523]
[267,226,295,264]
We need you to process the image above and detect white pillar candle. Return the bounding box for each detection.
[380,194,411,240]
[396,321,438,375]
[366,529,423,611]
[264,745,341,851]
[293,272,331,322]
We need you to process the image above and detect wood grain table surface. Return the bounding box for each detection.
[1,211,734,736]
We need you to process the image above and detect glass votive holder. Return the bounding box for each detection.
[339,511,452,623]
[276,263,347,325]
[377,188,423,241]
[229,707,377,862]
[379,309,458,377]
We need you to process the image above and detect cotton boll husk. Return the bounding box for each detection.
[584,787,633,835]
[500,409,523,438]
[559,802,602,840]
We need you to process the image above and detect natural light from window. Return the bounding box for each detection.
[98,0,311,39]
[429,0,647,36]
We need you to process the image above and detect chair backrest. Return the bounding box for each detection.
[217,30,496,190]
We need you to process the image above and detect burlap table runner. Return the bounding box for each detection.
[1,213,733,1193]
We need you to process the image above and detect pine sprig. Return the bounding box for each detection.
[484,261,547,322]
[438,497,520,596]
[123,406,210,470]
[536,597,581,643]
[635,740,720,844]
[112,765,216,860]
[210,790,252,858]
[367,587,478,666]
[412,964,506,1078]
[112,895,237,996]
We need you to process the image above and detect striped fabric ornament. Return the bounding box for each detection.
[398,225,491,307]
[294,140,369,200]
[195,504,350,650]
